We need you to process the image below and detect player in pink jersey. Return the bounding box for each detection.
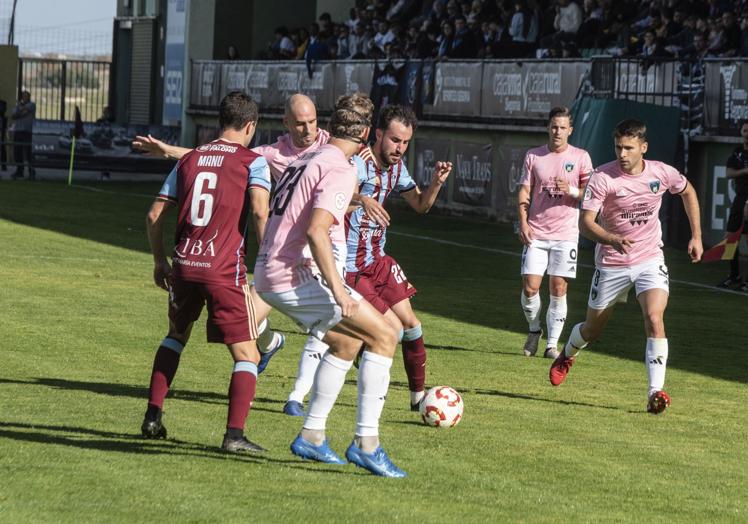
[518,107,593,360]
[549,119,703,414]
[132,93,330,373]
[255,93,406,478]
[141,92,269,452]
[282,105,452,417]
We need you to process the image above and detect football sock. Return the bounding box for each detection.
[288,336,328,403]
[147,337,184,410]
[226,361,257,430]
[356,351,393,444]
[563,323,587,358]
[402,324,426,395]
[304,353,353,433]
[521,291,542,332]
[546,294,567,348]
[646,338,668,398]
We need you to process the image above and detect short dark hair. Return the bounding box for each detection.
[218,91,258,131]
[613,119,647,141]
[377,104,418,131]
[548,106,572,125]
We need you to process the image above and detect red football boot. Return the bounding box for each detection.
[549,351,575,386]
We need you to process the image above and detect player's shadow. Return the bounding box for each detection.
[0,420,358,475]
[0,377,284,413]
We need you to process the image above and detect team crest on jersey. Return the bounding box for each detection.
[564,162,574,172]
[649,180,661,194]
[583,187,593,201]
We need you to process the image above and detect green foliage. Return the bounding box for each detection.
[1,181,746,522]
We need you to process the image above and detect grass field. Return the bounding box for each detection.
[1,180,747,523]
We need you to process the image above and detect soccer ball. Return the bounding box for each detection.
[419,386,463,428]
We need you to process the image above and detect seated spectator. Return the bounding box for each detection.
[348,23,370,58]
[305,23,330,61]
[345,7,360,31]
[577,0,603,48]
[706,18,726,55]
[719,11,741,56]
[270,26,296,59]
[416,22,439,58]
[509,0,538,43]
[639,30,672,58]
[226,44,240,60]
[294,27,309,60]
[666,14,697,54]
[437,21,455,58]
[374,20,397,52]
[450,15,478,58]
[553,0,582,41]
[679,32,712,60]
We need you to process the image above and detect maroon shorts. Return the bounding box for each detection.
[345,255,417,315]
[169,279,258,345]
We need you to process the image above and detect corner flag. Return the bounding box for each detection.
[701,226,744,262]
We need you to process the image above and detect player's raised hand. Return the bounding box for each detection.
[518,221,533,245]
[432,161,453,185]
[153,260,172,290]
[610,235,634,255]
[688,237,703,263]
[361,195,390,227]
[133,134,169,157]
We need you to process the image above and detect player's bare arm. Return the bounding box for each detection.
[579,208,634,255]
[249,187,270,245]
[678,182,703,263]
[517,184,533,245]
[401,161,453,214]
[726,166,748,178]
[350,193,390,226]
[145,198,176,290]
[307,208,359,318]
[132,134,191,160]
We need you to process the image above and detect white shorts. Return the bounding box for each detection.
[521,239,578,279]
[259,276,363,340]
[588,259,670,310]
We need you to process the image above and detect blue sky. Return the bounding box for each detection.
[10,0,117,56]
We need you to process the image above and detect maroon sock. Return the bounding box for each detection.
[147,345,182,410]
[402,336,427,393]
[226,364,257,430]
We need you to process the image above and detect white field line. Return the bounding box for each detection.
[41,185,746,297]
[388,231,748,297]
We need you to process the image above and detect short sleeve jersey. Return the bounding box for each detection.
[726,146,748,194]
[581,159,688,267]
[345,146,417,273]
[519,144,593,242]
[157,138,270,286]
[253,144,357,293]
[252,129,331,182]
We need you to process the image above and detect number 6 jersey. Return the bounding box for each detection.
[157,138,271,286]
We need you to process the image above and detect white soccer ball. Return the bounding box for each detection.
[419,386,463,428]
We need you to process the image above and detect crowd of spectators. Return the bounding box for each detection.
[257,0,748,61]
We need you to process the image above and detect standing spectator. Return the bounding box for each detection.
[719,11,741,56]
[345,7,360,31]
[451,15,478,57]
[337,24,352,58]
[374,20,397,52]
[437,20,455,58]
[11,90,35,181]
[717,121,748,291]
[552,0,582,44]
[295,28,310,60]
[349,23,370,58]
[270,27,296,59]
[226,45,240,60]
[740,16,748,57]
[509,0,538,44]
[305,23,330,62]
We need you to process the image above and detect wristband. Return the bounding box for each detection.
[568,186,580,198]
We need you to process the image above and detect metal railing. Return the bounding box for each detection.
[18,58,111,122]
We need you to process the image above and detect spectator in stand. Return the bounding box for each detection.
[294,27,310,60]
[509,0,538,44]
[349,23,370,58]
[345,7,360,31]
[639,30,672,58]
[425,0,447,28]
[451,15,478,58]
[437,20,455,58]
[666,14,697,55]
[337,24,352,58]
[226,45,240,60]
[576,0,604,48]
[305,23,330,62]
[680,32,711,60]
[719,11,741,57]
[741,16,748,57]
[374,20,397,52]
[270,26,296,59]
[552,0,583,43]
[416,22,439,58]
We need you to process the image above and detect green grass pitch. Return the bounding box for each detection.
[1,181,746,522]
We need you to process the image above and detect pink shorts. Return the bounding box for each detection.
[169,279,258,345]
[345,255,417,314]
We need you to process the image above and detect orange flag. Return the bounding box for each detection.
[702,225,744,262]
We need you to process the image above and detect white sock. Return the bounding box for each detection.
[646,338,668,398]
[563,323,587,357]
[288,336,328,403]
[521,291,542,332]
[356,351,393,439]
[546,294,567,349]
[303,353,353,431]
[410,390,425,405]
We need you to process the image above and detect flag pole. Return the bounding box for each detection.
[67,136,76,186]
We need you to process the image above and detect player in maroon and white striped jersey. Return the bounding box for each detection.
[141,92,271,453]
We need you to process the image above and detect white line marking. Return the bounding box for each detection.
[72,184,154,199]
[389,231,748,297]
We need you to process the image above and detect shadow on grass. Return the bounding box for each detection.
[0,421,360,475]
[0,377,283,413]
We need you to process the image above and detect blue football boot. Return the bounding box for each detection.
[345,442,407,478]
[283,400,305,417]
[290,435,346,464]
[257,332,284,374]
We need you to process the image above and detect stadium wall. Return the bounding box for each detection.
[0,45,18,116]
